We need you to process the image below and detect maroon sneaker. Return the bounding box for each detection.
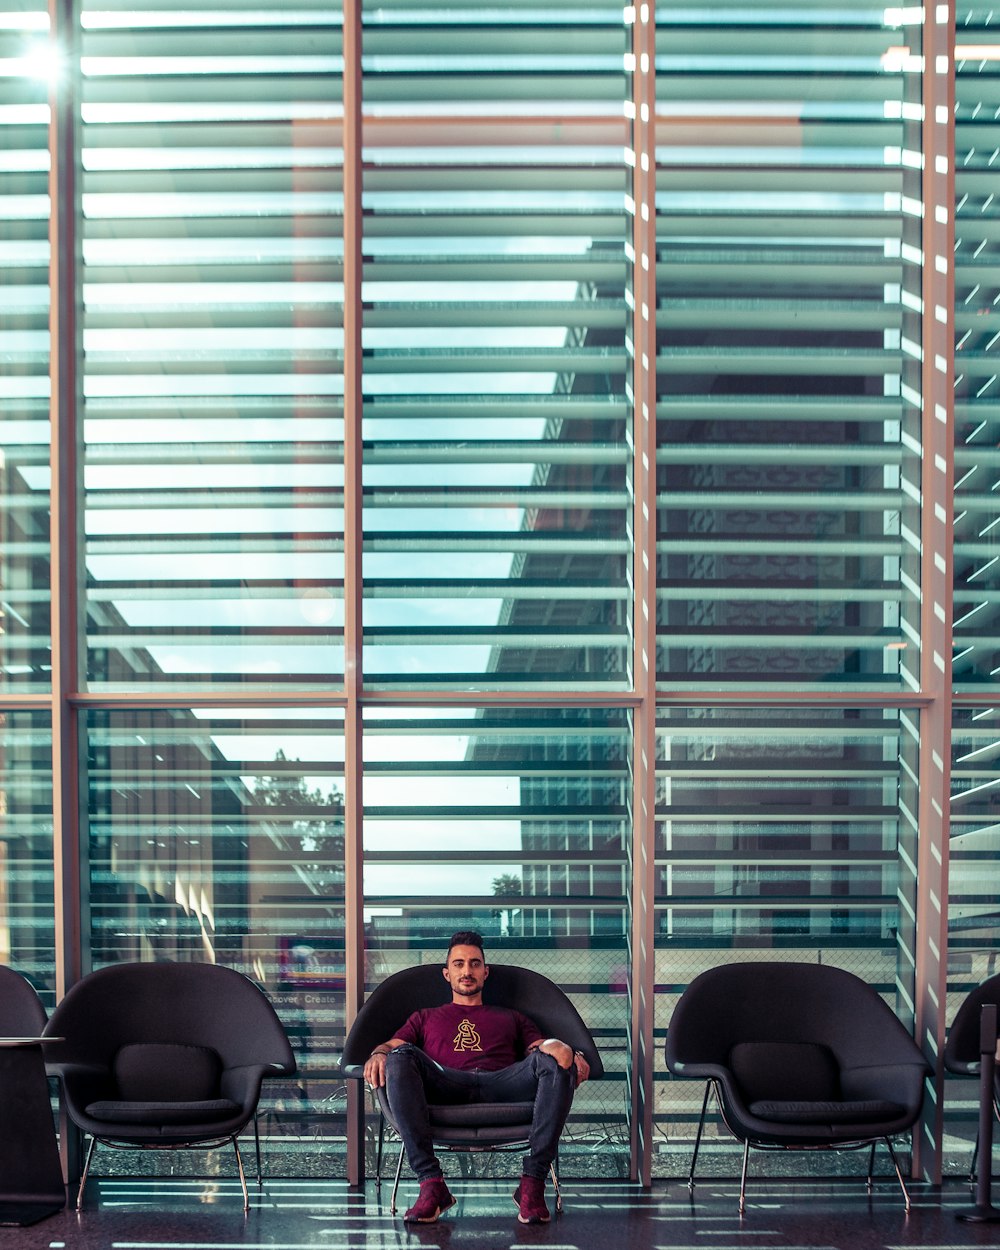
[513,1175,550,1224]
[403,1177,456,1223]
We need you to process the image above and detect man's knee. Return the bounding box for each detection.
[536,1041,574,1071]
[533,1048,575,1083]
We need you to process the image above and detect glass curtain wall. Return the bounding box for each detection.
[74,0,355,1173]
[647,0,929,1176]
[357,0,632,1179]
[0,0,995,1185]
[947,7,1000,1172]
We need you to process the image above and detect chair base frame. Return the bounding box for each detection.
[688,1079,915,1213]
[375,1111,562,1216]
[76,1118,264,1213]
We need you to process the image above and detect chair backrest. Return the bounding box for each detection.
[43,961,296,1074]
[944,971,1000,1073]
[342,961,603,1079]
[0,964,48,1036]
[665,960,925,1074]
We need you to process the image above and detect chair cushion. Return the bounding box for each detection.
[748,1098,906,1124]
[84,1098,240,1125]
[730,1041,839,1103]
[113,1043,222,1102]
[428,1101,535,1128]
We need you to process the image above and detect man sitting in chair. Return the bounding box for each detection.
[363,929,590,1225]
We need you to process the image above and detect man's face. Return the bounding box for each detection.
[443,944,488,999]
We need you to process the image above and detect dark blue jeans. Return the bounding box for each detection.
[383,1043,576,1182]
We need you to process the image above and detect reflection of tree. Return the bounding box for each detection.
[492,873,521,897]
[492,873,522,937]
[253,750,344,892]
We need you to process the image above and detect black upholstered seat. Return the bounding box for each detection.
[944,970,1000,1180]
[43,961,295,1209]
[665,961,929,1211]
[341,962,602,1212]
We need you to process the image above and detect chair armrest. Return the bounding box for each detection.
[220,1064,282,1109]
[665,1056,731,1083]
[52,1062,116,1112]
[840,1062,929,1110]
[945,1058,981,1076]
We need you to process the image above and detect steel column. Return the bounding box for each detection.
[48,0,84,1003]
[912,0,956,1184]
[627,0,658,1189]
[341,0,367,1188]
[47,0,84,1189]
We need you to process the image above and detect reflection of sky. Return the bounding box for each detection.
[202,723,526,895]
[5,186,589,883]
[76,294,564,671]
[364,861,523,898]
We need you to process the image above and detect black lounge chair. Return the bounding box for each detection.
[43,961,295,1209]
[665,960,929,1211]
[341,962,602,1213]
[944,970,1000,1181]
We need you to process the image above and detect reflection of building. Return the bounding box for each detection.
[86,697,345,985]
[464,246,908,961]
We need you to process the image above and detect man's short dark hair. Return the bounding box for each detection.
[446,929,486,964]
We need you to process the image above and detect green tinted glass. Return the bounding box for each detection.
[80,5,346,690]
[361,1,630,691]
[954,12,1000,692]
[85,706,347,1174]
[0,2,51,691]
[0,710,55,1007]
[652,704,906,1173]
[362,703,630,1177]
[654,0,913,690]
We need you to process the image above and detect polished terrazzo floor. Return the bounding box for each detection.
[5,1175,1000,1250]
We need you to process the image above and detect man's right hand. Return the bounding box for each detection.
[364,1050,388,1088]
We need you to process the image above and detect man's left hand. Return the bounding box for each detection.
[535,1038,590,1084]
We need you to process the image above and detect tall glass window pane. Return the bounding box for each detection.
[653,706,907,1176]
[947,706,1000,1171]
[361,1,630,691]
[0,1,51,690]
[954,12,1000,692]
[654,0,912,689]
[363,704,630,1177]
[80,4,345,691]
[85,706,347,1176]
[0,710,54,1008]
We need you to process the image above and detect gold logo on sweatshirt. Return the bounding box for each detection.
[453,1019,482,1051]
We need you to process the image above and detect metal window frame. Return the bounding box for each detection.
[0,0,964,1189]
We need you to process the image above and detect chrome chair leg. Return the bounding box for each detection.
[550,1159,562,1213]
[233,1137,249,1210]
[254,1114,263,1187]
[866,1140,876,1192]
[688,1081,712,1191]
[375,1112,386,1191]
[884,1137,912,1212]
[738,1139,750,1213]
[389,1143,405,1214]
[76,1135,98,1210]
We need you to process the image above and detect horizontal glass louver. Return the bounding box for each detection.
[80,4,346,691]
[653,0,915,691]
